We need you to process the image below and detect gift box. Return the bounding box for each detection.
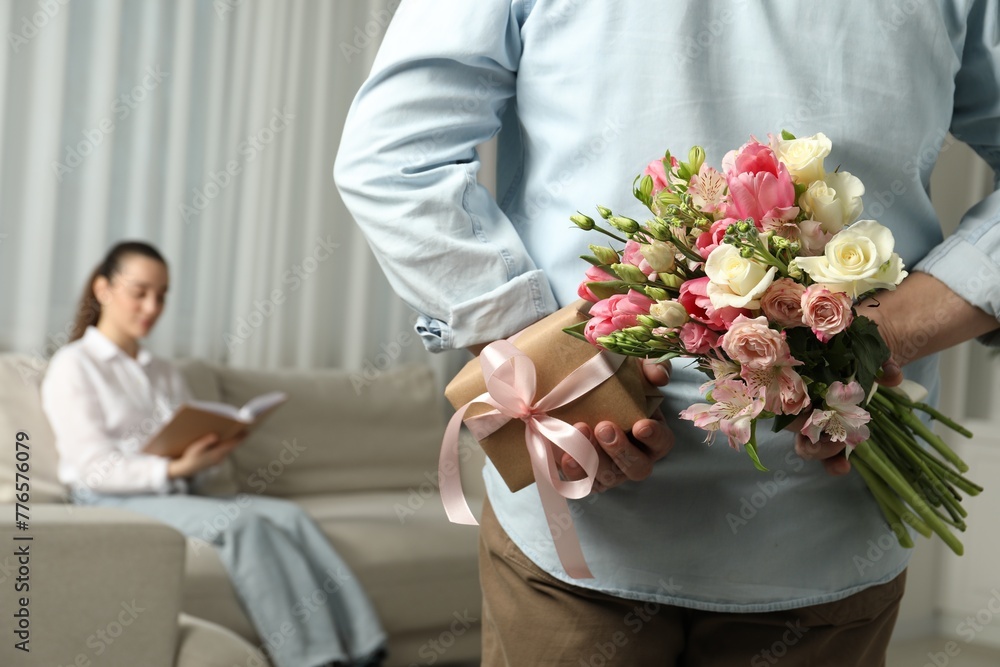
[444,300,663,493]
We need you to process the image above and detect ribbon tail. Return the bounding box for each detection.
[439,404,479,526]
[526,430,594,579]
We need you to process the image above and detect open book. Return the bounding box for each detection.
[142,392,288,458]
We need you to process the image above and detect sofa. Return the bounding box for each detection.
[0,352,485,667]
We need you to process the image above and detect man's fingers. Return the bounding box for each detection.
[795,433,845,461]
[595,422,655,482]
[822,454,852,476]
[641,358,672,387]
[876,357,904,387]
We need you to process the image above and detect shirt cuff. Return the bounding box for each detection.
[414,270,559,352]
[913,235,1000,347]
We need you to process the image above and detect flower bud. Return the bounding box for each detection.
[787,259,804,279]
[590,245,620,265]
[640,240,677,273]
[624,326,651,342]
[688,146,706,174]
[611,263,648,284]
[596,205,613,220]
[643,286,669,301]
[610,216,640,234]
[638,315,661,329]
[739,246,755,259]
[736,221,752,233]
[571,213,595,230]
[649,300,689,328]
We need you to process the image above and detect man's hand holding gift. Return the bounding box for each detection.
[562,359,674,493]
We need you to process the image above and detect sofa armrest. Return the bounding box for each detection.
[0,503,186,667]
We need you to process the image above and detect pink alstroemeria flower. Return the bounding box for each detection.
[680,378,765,450]
[801,381,872,448]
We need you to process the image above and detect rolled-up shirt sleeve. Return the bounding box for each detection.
[914,0,1000,345]
[41,355,172,495]
[334,0,558,352]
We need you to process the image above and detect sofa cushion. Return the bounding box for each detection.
[212,363,447,497]
[0,354,65,502]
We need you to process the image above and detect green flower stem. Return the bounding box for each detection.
[871,415,945,501]
[854,440,964,556]
[908,444,983,496]
[590,223,629,244]
[752,241,788,274]
[914,402,975,438]
[871,392,970,473]
[852,455,926,543]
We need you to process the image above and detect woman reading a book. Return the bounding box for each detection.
[40,241,386,667]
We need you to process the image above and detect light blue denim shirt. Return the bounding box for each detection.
[336,0,1000,611]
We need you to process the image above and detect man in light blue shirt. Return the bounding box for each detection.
[336,1,1000,664]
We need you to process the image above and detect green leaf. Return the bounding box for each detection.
[562,322,589,343]
[771,413,800,433]
[781,129,796,141]
[847,316,891,400]
[745,440,769,472]
[586,280,633,300]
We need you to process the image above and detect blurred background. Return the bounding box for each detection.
[1,1,998,665]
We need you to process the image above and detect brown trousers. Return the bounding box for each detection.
[479,497,906,667]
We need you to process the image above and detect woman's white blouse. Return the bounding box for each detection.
[40,325,193,496]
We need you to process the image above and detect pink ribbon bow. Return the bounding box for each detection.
[439,339,626,579]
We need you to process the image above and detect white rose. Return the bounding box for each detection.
[794,220,908,298]
[770,132,832,184]
[650,299,689,328]
[800,171,865,234]
[705,244,778,309]
[640,240,677,273]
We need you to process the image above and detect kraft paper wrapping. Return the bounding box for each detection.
[444,300,663,493]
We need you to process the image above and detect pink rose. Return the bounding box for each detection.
[720,315,795,370]
[584,290,655,345]
[695,218,736,260]
[578,265,617,303]
[760,278,807,329]
[800,285,854,342]
[679,322,720,355]
[678,277,746,332]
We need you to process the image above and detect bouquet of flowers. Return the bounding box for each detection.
[567,131,980,555]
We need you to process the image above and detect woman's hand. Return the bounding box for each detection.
[558,358,675,493]
[167,431,247,479]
